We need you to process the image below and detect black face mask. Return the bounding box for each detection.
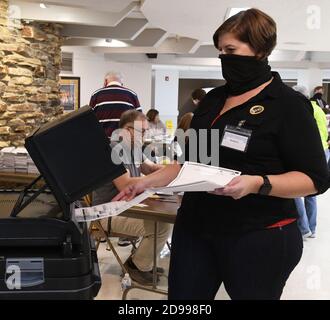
[314,92,323,99]
[219,54,272,96]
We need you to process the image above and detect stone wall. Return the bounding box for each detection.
[0,0,63,147]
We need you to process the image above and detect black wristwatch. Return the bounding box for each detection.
[258,175,272,195]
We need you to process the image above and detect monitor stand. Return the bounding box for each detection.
[9,175,73,220]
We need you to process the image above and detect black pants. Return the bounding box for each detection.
[168,220,303,300]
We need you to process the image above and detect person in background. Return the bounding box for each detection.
[310,86,329,110]
[175,112,193,144]
[93,110,171,285]
[89,71,142,138]
[191,88,207,108]
[90,71,142,247]
[146,109,166,137]
[178,88,206,121]
[293,85,330,239]
[177,112,193,132]
[172,112,194,160]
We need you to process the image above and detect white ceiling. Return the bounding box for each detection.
[142,0,330,51]
[8,0,330,67]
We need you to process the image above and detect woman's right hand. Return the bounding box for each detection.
[113,163,181,202]
[112,178,148,202]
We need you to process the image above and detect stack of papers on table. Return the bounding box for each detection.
[0,147,39,174]
[0,147,16,172]
[27,155,39,174]
[150,162,241,193]
[14,147,28,173]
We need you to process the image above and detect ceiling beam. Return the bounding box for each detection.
[319,63,330,69]
[10,0,139,26]
[64,28,168,47]
[104,54,220,67]
[61,18,148,39]
[127,28,167,47]
[310,51,330,62]
[184,45,219,58]
[158,37,199,54]
[270,61,320,69]
[63,39,116,46]
[92,46,159,54]
[91,37,199,54]
[293,51,308,61]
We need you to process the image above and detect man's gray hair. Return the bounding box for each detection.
[104,71,123,84]
[292,85,310,99]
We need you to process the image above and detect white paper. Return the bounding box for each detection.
[150,161,241,193]
[74,190,154,222]
[0,147,38,173]
[74,162,240,222]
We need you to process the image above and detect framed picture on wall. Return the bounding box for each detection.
[60,76,80,112]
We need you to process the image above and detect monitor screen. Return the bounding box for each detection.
[25,105,126,206]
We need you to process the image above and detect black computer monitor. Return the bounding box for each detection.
[25,105,126,215]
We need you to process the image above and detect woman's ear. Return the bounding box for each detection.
[256,52,267,60]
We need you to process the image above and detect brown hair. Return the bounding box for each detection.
[178,112,193,132]
[119,110,146,128]
[314,86,323,93]
[146,109,159,122]
[191,88,206,101]
[213,8,277,60]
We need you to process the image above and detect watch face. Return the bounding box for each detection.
[260,184,272,195]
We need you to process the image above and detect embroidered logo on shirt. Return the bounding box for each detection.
[250,105,265,115]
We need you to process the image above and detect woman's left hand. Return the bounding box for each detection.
[209,175,263,200]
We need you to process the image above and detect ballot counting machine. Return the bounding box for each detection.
[0,106,126,299]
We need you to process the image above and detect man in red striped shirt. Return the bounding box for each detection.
[89,71,142,138]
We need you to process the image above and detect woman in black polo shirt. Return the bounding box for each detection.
[113,8,329,299]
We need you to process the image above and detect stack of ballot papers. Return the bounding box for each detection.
[0,147,39,174]
[150,161,241,193]
[75,162,240,222]
[27,156,39,174]
[14,147,28,173]
[0,147,16,172]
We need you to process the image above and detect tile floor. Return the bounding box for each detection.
[95,190,330,300]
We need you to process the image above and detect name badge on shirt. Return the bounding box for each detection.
[220,125,252,152]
